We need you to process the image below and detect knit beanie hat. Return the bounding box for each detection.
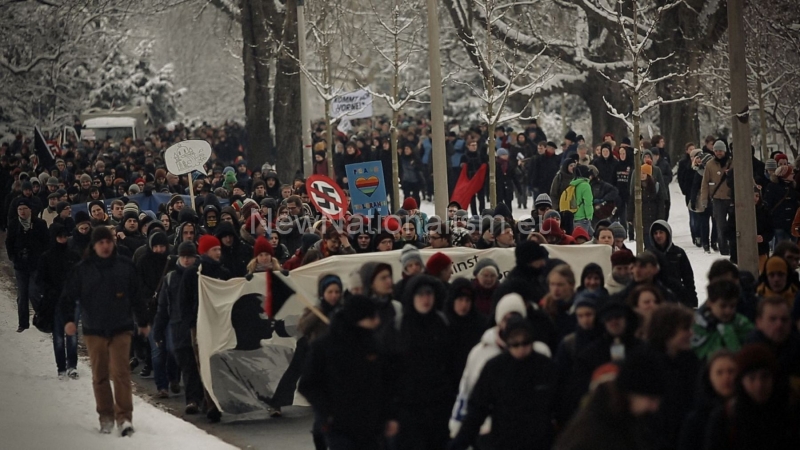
[400,244,423,270]
[318,275,343,298]
[425,252,452,276]
[149,231,169,249]
[689,149,702,159]
[502,315,533,342]
[492,220,512,237]
[74,210,91,226]
[765,256,788,275]
[79,173,92,184]
[473,257,500,277]
[88,200,105,214]
[574,164,590,178]
[494,293,527,324]
[56,201,70,215]
[735,343,778,376]
[641,164,653,176]
[342,295,379,324]
[616,348,667,396]
[573,290,600,310]
[402,197,418,211]
[122,210,139,225]
[89,226,114,247]
[253,236,275,257]
[608,222,627,240]
[543,210,561,222]
[534,194,552,208]
[515,240,549,266]
[129,184,141,194]
[611,250,636,267]
[123,202,139,215]
[497,148,509,157]
[177,241,197,257]
[713,140,727,152]
[541,218,564,237]
[198,234,221,255]
[301,233,321,254]
[572,226,590,242]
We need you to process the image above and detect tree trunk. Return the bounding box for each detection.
[273,0,303,178]
[241,0,274,168]
[584,72,628,144]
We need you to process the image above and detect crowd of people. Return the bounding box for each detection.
[1,116,799,448]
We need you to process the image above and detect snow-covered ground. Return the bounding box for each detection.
[419,181,719,305]
[0,281,236,450]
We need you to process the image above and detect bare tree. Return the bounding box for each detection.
[451,0,552,208]
[599,0,700,254]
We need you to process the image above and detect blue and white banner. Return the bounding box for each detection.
[345,161,389,217]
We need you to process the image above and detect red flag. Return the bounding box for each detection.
[450,163,487,211]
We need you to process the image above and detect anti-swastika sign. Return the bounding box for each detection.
[305,175,349,220]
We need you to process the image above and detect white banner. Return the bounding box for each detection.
[197,245,611,415]
[288,245,612,303]
[197,272,309,415]
[330,89,373,119]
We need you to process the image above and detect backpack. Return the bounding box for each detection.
[559,185,578,213]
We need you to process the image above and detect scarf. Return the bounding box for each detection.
[19,216,31,231]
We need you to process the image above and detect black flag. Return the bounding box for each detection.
[34,126,56,169]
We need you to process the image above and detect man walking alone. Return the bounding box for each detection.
[61,227,149,436]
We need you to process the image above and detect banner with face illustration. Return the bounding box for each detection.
[196,245,611,415]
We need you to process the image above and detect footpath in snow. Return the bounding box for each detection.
[0,276,236,450]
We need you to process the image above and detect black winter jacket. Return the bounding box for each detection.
[5,216,48,271]
[178,256,231,330]
[299,317,393,440]
[153,263,193,350]
[60,253,147,336]
[451,351,557,450]
[649,220,697,307]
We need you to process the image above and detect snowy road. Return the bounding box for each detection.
[0,272,237,450]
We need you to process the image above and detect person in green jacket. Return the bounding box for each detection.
[570,165,595,236]
[692,280,754,360]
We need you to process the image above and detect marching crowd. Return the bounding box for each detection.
[1,117,799,448]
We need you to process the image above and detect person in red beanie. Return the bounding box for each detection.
[541,218,575,245]
[242,213,266,245]
[426,252,453,283]
[179,233,230,423]
[248,236,279,273]
[400,196,429,246]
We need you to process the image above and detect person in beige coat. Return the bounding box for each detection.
[699,141,733,255]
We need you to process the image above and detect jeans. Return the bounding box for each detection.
[771,228,796,252]
[574,219,594,237]
[14,269,38,328]
[694,209,712,247]
[689,210,699,240]
[149,329,180,391]
[53,303,80,373]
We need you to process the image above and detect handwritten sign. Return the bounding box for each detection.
[330,89,373,120]
[164,140,212,175]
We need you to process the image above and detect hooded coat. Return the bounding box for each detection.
[450,349,557,450]
[298,314,393,444]
[763,173,798,233]
[394,275,456,449]
[36,224,82,324]
[136,234,171,324]
[649,220,697,307]
[360,262,403,350]
[263,171,281,199]
[529,150,561,195]
[215,222,252,278]
[445,279,489,383]
[5,213,48,272]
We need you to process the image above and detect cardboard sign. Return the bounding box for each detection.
[345,161,388,216]
[164,140,212,175]
[330,89,373,119]
[305,174,348,220]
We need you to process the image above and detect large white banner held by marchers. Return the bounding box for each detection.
[197,245,610,415]
[330,89,373,119]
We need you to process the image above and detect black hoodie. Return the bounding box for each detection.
[395,275,456,446]
[215,221,252,277]
[263,171,281,199]
[445,278,488,380]
[37,224,81,311]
